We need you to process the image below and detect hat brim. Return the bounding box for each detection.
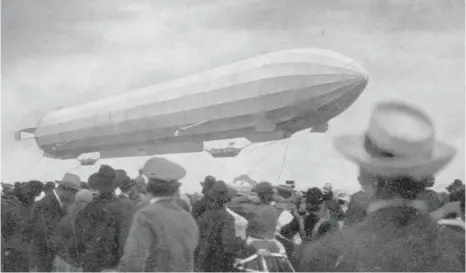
[334,135,456,178]
[55,181,81,191]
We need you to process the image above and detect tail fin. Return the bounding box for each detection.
[15,128,36,140]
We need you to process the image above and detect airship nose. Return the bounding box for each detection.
[343,61,369,85]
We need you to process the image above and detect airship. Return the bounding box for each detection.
[16,48,368,160]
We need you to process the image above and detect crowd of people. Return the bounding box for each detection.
[1,101,465,272]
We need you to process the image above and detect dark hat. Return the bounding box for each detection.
[252,182,274,196]
[80,182,90,190]
[88,173,99,190]
[119,177,136,192]
[92,165,117,192]
[200,175,216,188]
[211,180,231,203]
[44,181,56,191]
[446,179,464,192]
[306,187,324,205]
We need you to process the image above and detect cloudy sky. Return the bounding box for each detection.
[2,0,464,193]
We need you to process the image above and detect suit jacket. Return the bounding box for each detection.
[75,193,130,272]
[196,207,240,272]
[118,198,199,272]
[28,193,66,272]
[344,191,372,226]
[299,206,465,272]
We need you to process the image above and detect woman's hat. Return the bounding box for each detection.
[55,173,81,191]
[334,101,456,178]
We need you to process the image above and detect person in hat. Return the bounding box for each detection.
[74,165,130,272]
[345,173,377,226]
[43,182,56,196]
[300,101,464,272]
[446,178,465,193]
[191,175,217,219]
[2,181,44,272]
[321,183,345,228]
[118,157,199,272]
[280,187,337,267]
[48,189,94,272]
[196,180,242,272]
[27,174,81,272]
[133,167,147,195]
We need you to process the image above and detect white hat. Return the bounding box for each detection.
[334,101,456,178]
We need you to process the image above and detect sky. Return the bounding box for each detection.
[1,0,464,194]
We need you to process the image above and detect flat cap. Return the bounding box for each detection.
[143,157,186,181]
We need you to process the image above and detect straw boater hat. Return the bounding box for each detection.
[334,101,456,178]
[56,173,81,191]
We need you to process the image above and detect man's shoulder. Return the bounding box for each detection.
[35,193,55,208]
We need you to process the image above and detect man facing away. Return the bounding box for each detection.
[300,101,464,272]
[118,157,199,272]
[28,174,81,272]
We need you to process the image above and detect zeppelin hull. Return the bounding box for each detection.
[21,49,368,159]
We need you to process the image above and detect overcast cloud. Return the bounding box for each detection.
[2,0,464,193]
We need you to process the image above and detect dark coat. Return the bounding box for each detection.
[75,193,130,272]
[118,198,199,272]
[326,198,345,224]
[1,196,36,272]
[344,191,372,226]
[281,213,336,241]
[299,207,465,272]
[196,207,240,272]
[28,193,66,272]
[176,197,191,212]
[192,196,209,219]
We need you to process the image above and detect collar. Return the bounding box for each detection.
[120,193,129,198]
[149,196,173,204]
[53,189,64,209]
[367,198,428,215]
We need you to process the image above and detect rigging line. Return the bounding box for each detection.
[246,140,286,176]
[246,140,281,152]
[276,138,291,181]
[31,151,45,168]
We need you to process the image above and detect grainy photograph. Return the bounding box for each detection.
[1,0,464,272]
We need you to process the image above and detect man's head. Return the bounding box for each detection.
[44,182,56,194]
[55,184,79,207]
[15,180,44,205]
[138,168,144,175]
[305,187,325,213]
[446,179,464,193]
[252,182,275,203]
[144,157,186,198]
[211,180,231,207]
[201,175,216,195]
[358,167,428,200]
[119,176,136,194]
[55,173,81,207]
[92,165,117,193]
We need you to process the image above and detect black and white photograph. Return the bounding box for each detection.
[1,0,465,272]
